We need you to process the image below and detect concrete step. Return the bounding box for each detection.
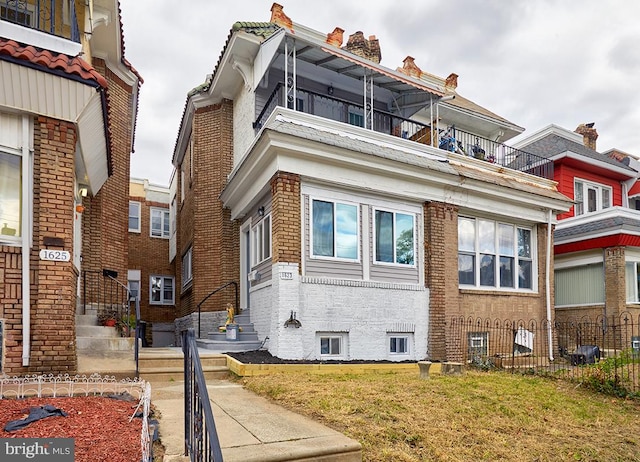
[137,348,229,382]
[77,351,136,379]
[138,354,227,370]
[76,336,136,352]
[76,314,98,326]
[139,366,229,382]
[196,338,264,353]
[76,325,120,338]
[207,331,259,342]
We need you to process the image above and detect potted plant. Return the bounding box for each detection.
[97,310,118,327]
[117,314,137,337]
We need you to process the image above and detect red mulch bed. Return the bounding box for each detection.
[0,396,142,462]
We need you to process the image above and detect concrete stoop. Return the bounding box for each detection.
[138,348,230,382]
[197,310,264,353]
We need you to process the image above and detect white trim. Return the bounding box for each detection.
[21,115,31,366]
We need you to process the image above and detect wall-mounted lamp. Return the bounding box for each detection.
[327,85,334,96]
[258,206,265,217]
[77,184,89,199]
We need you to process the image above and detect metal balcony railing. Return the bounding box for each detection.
[1,0,80,43]
[254,83,554,180]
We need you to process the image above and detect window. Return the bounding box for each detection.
[311,199,358,260]
[320,336,342,356]
[468,332,488,358]
[389,336,409,355]
[458,217,534,290]
[0,150,22,239]
[150,207,170,238]
[555,263,605,306]
[625,262,640,303]
[182,247,193,287]
[348,111,364,128]
[574,179,612,215]
[170,195,177,236]
[1,2,32,26]
[150,276,174,305]
[375,210,415,265]
[128,201,141,233]
[127,269,141,302]
[251,215,271,266]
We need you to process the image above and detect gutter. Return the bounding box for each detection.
[546,209,554,361]
[21,115,31,367]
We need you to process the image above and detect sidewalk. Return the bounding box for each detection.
[151,378,362,462]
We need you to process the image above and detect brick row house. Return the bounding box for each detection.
[0,1,141,374]
[128,178,176,347]
[514,124,640,327]
[170,4,572,361]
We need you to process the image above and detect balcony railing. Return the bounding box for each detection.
[254,83,554,180]
[1,0,80,42]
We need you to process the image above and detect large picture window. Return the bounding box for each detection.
[574,179,611,216]
[311,199,358,260]
[0,150,22,239]
[374,210,415,265]
[458,217,534,290]
[150,207,170,238]
[251,214,271,266]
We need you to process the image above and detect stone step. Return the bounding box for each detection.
[76,336,136,352]
[139,366,229,382]
[196,338,264,353]
[207,331,259,342]
[76,314,98,326]
[76,325,120,338]
[138,353,227,370]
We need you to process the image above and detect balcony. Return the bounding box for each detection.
[1,0,80,43]
[254,83,554,180]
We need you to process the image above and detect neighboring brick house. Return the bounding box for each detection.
[171,4,572,361]
[128,178,176,347]
[0,2,141,374]
[513,124,640,324]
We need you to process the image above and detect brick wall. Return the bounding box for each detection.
[604,246,626,320]
[424,201,460,361]
[177,100,239,317]
[270,172,301,268]
[1,245,23,372]
[127,197,175,326]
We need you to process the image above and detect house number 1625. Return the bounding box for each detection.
[39,249,71,262]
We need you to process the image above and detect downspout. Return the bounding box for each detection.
[545,209,554,361]
[21,115,31,366]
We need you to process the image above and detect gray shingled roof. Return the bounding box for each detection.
[522,134,636,172]
[555,215,640,242]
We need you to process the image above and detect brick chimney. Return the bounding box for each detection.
[445,73,458,90]
[398,56,422,78]
[270,3,293,29]
[343,31,382,63]
[326,27,345,47]
[574,123,598,151]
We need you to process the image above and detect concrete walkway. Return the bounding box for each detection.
[151,378,362,462]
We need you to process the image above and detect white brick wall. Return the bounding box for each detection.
[256,263,430,360]
[233,86,256,165]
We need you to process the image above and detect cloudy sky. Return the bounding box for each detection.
[119,0,640,186]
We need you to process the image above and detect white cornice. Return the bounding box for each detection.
[511,124,583,150]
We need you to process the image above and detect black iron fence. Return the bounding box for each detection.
[448,314,640,395]
[81,269,131,326]
[254,83,553,180]
[183,329,224,461]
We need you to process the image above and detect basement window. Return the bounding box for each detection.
[318,332,347,359]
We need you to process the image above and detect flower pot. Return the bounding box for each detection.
[104,319,116,327]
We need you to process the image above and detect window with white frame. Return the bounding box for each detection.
[625,262,640,303]
[574,179,611,216]
[468,332,488,358]
[555,263,605,306]
[319,334,344,358]
[127,269,141,302]
[128,201,141,233]
[311,199,358,260]
[182,247,193,287]
[0,150,22,240]
[374,209,415,265]
[388,334,411,355]
[251,214,271,267]
[458,217,534,290]
[150,207,170,238]
[150,275,174,305]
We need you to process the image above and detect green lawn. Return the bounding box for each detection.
[239,370,640,461]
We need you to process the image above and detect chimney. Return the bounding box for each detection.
[445,73,458,91]
[398,56,422,78]
[343,31,382,63]
[326,27,345,47]
[574,123,598,151]
[270,3,293,29]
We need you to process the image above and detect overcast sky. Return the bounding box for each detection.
[120,0,640,186]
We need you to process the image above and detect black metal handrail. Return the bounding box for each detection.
[254,83,554,180]
[183,329,224,462]
[196,281,238,338]
[1,0,81,42]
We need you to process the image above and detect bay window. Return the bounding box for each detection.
[311,199,358,260]
[374,209,415,265]
[574,179,611,215]
[458,217,534,290]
